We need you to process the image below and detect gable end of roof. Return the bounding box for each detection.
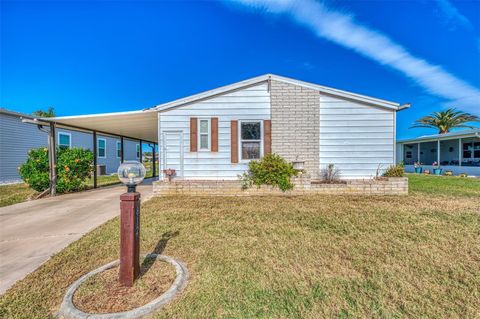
[154,74,404,112]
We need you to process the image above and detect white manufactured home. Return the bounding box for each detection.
[33,74,410,182]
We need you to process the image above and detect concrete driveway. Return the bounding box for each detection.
[0,181,154,294]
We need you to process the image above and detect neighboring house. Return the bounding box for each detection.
[29,74,410,181]
[0,108,140,184]
[397,129,480,176]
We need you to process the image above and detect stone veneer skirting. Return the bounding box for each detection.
[153,177,408,196]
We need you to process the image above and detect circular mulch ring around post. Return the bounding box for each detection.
[59,254,188,319]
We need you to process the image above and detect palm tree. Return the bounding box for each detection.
[411,108,479,134]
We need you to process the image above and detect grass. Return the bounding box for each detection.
[407,173,480,197]
[1,176,479,318]
[0,183,37,208]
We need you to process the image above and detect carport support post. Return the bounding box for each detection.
[48,122,57,196]
[120,137,124,163]
[152,144,156,177]
[139,140,143,163]
[93,131,97,189]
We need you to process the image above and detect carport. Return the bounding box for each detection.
[22,109,159,195]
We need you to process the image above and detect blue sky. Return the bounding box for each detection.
[1,0,479,139]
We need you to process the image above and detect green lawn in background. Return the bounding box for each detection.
[407,173,480,197]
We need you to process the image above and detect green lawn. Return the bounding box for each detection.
[0,183,37,208]
[1,176,479,318]
[407,173,480,197]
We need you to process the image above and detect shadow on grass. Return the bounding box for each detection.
[139,230,179,277]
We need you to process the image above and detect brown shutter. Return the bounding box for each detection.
[211,117,218,152]
[264,120,271,155]
[190,117,197,152]
[231,120,238,163]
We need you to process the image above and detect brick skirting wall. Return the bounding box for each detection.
[153,177,408,196]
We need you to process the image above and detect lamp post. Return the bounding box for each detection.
[117,161,146,286]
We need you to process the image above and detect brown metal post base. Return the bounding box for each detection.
[119,192,141,287]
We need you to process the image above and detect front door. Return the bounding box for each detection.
[162,131,184,178]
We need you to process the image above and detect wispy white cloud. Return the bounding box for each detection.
[435,0,474,31]
[229,0,480,113]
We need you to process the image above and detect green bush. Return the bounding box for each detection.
[382,164,405,177]
[240,153,298,191]
[19,147,93,193]
[18,148,50,192]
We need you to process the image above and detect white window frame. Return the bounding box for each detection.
[136,144,140,159]
[116,141,122,158]
[58,132,72,148]
[97,138,106,159]
[198,118,211,151]
[238,120,263,162]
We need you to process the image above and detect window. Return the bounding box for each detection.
[405,151,412,159]
[240,121,262,160]
[58,132,71,149]
[474,142,480,159]
[136,144,140,159]
[116,141,122,158]
[198,119,210,150]
[463,142,472,159]
[97,138,106,158]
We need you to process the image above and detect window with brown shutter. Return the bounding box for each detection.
[211,117,218,152]
[231,120,238,163]
[190,117,197,152]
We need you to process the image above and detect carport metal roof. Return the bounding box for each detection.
[38,109,159,143]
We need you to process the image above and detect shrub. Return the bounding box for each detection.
[18,148,50,192]
[240,153,298,191]
[382,164,405,177]
[321,164,341,183]
[19,147,93,193]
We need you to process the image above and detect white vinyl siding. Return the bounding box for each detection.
[159,83,270,179]
[319,95,395,179]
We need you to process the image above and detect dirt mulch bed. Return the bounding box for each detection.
[73,256,176,314]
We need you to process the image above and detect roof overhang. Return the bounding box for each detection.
[398,129,480,144]
[154,74,406,112]
[35,110,159,143]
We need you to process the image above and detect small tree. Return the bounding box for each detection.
[240,153,298,191]
[19,147,93,193]
[32,106,56,118]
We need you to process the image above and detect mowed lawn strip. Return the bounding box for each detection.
[0,183,37,207]
[0,177,479,318]
[407,173,480,197]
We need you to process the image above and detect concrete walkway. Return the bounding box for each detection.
[0,181,154,294]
